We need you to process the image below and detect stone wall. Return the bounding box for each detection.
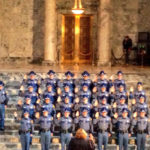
[0,0,150,64]
[138,0,150,32]
[110,0,139,59]
[0,0,33,58]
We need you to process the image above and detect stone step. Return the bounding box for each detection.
[1,134,150,146]
[2,143,150,150]
[0,135,59,144]
[0,142,61,150]
[0,130,39,136]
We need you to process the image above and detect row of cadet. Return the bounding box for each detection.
[16,70,149,120]
[15,105,150,150]
[14,70,150,150]
[0,70,149,150]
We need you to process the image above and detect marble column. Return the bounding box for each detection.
[97,0,111,66]
[43,0,57,64]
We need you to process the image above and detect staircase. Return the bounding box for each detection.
[0,72,150,150]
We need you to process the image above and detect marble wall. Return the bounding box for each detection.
[0,0,150,64]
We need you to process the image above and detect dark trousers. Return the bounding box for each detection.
[20,132,30,150]
[118,133,129,150]
[41,131,51,150]
[0,104,5,129]
[98,132,108,150]
[124,49,129,64]
[61,133,72,150]
[137,133,146,150]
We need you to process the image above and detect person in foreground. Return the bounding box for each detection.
[68,128,95,150]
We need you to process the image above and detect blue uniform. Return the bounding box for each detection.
[93,79,109,92]
[79,102,92,116]
[44,78,59,91]
[114,79,126,92]
[0,87,9,130]
[78,90,92,103]
[78,78,92,90]
[21,104,35,119]
[96,91,109,103]
[19,117,33,150]
[98,103,111,117]
[38,116,53,150]
[60,102,72,115]
[43,90,57,104]
[93,115,112,150]
[22,78,39,93]
[114,116,131,150]
[62,79,75,92]
[115,91,128,104]
[61,91,74,103]
[112,103,128,117]
[131,116,150,150]
[132,102,149,117]
[74,115,92,133]
[24,91,39,105]
[42,103,55,117]
[55,116,73,150]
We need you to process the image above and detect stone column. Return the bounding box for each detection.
[43,0,57,65]
[97,0,111,66]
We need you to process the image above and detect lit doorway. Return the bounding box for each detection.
[61,15,93,64]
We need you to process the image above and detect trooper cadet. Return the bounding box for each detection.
[43,70,59,92]
[77,83,92,103]
[0,81,9,131]
[93,108,112,150]
[41,95,55,117]
[131,108,150,150]
[78,96,92,116]
[24,85,39,105]
[61,71,75,92]
[92,96,111,118]
[17,96,35,119]
[93,84,109,104]
[20,71,40,93]
[54,108,73,150]
[18,111,34,150]
[97,96,111,117]
[93,71,109,92]
[61,84,74,103]
[60,96,73,116]
[74,108,92,133]
[43,83,57,104]
[129,82,146,102]
[114,71,126,91]
[132,95,149,117]
[35,109,53,150]
[77,71,92,90]
[113,108,131,150]
[115,83,128,104]
[112,95,129,117]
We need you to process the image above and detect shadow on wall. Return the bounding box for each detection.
[32,0,45,64]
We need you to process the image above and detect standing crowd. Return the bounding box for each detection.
[0,70,150,150]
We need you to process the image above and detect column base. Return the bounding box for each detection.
[97,61,111,67]
[42,60,56,66]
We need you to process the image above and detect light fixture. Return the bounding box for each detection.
[72,0,84,15]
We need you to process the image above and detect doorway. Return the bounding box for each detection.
[61,14,93,64]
